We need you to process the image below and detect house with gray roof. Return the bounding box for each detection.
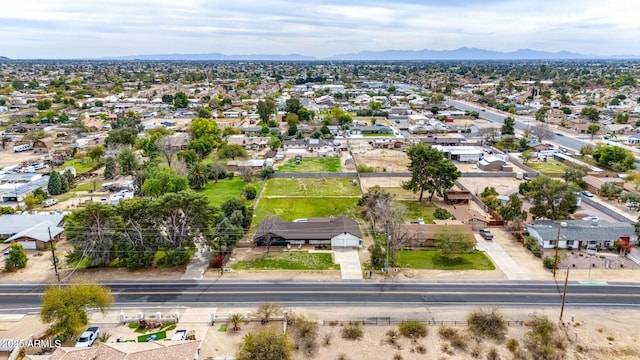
[0,213,65,250]
[255,216,362,248]
[526,220,636,250]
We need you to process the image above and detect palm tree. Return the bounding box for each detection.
[188,162,208,189]
[228,313,244,332]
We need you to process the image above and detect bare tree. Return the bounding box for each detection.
[256,302,283,324]
[530,124,555,143]
[157,137,178,168]
[478,128,500,144]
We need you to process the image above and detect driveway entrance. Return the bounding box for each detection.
[333,248,362,280]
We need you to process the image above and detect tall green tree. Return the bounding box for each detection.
[117,147,139,174]
[592,144,636,171]
[104,157,116,179]
[499,193,528,223]
[41,284,113,338]
[581,107,600,123]
[47,171,63,195]
[257,99,276,123]
[173,91,189,108]
[153,192,219,248]
[402,143,461,202]
[526,176,578,220]
[501,116,515,135]
[142,167,189,197]
[188,117,221,156]
[285,98,301,113]
[187,162,208,190]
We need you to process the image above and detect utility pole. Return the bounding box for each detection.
[559,266,570,323]
[553,222,567,277]
[48,226,60,286]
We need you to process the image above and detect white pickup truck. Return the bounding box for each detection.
[75,327,100,347]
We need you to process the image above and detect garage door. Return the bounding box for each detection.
[18,241,36,250]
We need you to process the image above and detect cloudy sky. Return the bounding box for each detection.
[2,0,639,59]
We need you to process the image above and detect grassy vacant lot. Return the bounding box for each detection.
[276,157,341,172]
[399,200,438,223]
[58,159,96,175]
[71,181,97,192]
[395,250,495,270]
[526,159,567,174]
[197,178,252,206]
[233,251,340,270]
[253,197,358,223]
[262,178,361,197]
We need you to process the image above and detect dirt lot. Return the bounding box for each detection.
[4,306,640,360]
[0,147,47,168]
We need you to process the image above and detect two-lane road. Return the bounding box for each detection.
[1,281,639,313]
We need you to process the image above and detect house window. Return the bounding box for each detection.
[549,240,557,246]
[566,240,574,246]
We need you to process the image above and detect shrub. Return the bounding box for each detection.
[543,256,556,270]
[438,326,458,340]
[356,164,376,173]
[415,344,426,354]
[434,207,452,220]
[524,315,566,360]
[470,345,482,358]
[524,236,543,258]
[5,243,28,270]
[506,338,519,353]
[486,347,500,360]
[241,185,257,200]
[341,322,364,340]
[398,320,427,339]
[467,307,507,340]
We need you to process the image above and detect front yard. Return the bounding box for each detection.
[197,178,253,206]
[232,250,340,270]
[261,178,361,197]
[394,249,495,270]
[526,159,567,174]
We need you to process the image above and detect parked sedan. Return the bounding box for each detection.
[581,190,594,198]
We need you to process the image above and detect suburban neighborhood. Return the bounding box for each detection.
[1,58,640,359]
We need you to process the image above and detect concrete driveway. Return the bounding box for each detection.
[476,235,530,280]
[333,248,362,280]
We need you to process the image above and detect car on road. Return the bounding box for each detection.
[583,215,599,221]
[75,327,99,347]
[581,190,594,197]
[417,218,425,225]
[626,202,639,209]
[479,228,493,240]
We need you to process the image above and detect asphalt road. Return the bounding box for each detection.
[447,99,593,153]
[1,281,639,313]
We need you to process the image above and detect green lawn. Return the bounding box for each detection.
[57,159,97,175]
[232,251,340,270]
[137,330,167,342]
[253,197,358,223]
[526,159,567,174]
[53,192,76,203]
[262,178,361,197]
[71,182,97,192]
[197,178,253,206]
[276,158,341,172]
[395,250,495,270]
[398,200,438,223]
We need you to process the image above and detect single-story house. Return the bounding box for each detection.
[0,213,65,250]
[582,175,624,195]
[526,220,636,250]
[4,220,64,250]
[394,223,474,248]
[24,340,201,360]
[478,156,513,172]
[255,216,362,248]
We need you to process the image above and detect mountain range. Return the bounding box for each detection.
[2,48,638,61]
[102,47,639,61]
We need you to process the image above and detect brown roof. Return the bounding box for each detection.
[25,340,200,360]
[255,216,362,241]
